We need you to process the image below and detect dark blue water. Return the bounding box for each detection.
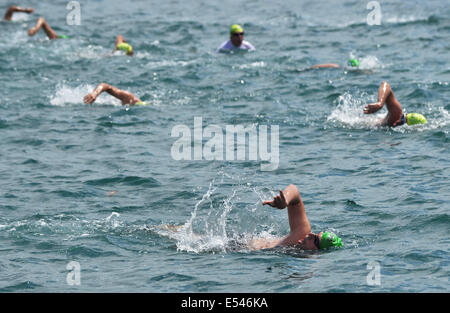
[0,0,449,292]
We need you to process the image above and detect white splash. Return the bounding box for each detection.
[327,92,383,128]
[234,61,266,70]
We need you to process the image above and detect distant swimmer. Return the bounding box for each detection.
[249,184,343,251]
[27,17,69,40]
[114,35,134,56]
[84,83,148,106]
[310,58,360,69]
[364,81,427,127]
[216,24,255,53]
[4,5,33,21]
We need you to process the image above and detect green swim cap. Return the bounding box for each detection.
[116,42,133,54]
[348,58,360,67]
[406,113,427,125]
[320,232,343,249]
[58,34,69,39]
[135,101,149,106]
[230,24,244,34]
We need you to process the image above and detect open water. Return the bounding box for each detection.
[0,0,449,292]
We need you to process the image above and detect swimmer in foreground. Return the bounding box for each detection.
[216,24,255,53]
[249,184,343,251]
[364,81,427,127]
[84,83,147,106]
[4,5,33,21]
[27,17,69,40]
[114,35,134,56]
[310,58,360,69]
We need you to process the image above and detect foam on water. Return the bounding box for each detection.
[327,92,383,128]
[355,55,384,71]
[233,61,266,70]
[150,173,292,254]
[65,45,111,60]
[145,59,196,69]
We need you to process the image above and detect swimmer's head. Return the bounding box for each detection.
[230,24,244,47]
[297,232,342,250]
[116,42,133,56]
[57,34,69,39]
[348,58,360,67]
[406,113,427,126]
[319,231,343,249]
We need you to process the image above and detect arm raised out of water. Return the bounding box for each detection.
[4,5,34,21]
[83,83,141,105]
[114,35,134,56]
[27,17,58,40]
[364,81,404,126]
[263,184,312,246]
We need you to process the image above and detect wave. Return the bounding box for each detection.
[384,14,440,26]
[0,212,128,240]
[314,14,440,31]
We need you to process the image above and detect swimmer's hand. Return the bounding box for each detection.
[83,93,97,104]
[263,190,287,210]
[364,102,382,114]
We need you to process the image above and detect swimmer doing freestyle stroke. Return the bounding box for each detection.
[27,17,69,39]
[84,83,148,106]
[249,184,343,251]
[364,81,427,127]
[4,5,33,21]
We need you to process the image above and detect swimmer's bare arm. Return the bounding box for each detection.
[363,82,390,114]
[4,5,34,20]
[115,35,126,49]
[364,81,404,126]
[27,17,58,39]
[310,63,340,69]
[83,83,141,105]
[263,184,311,246]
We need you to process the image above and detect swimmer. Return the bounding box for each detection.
[364,81,427,127]
[249,184,343,251]
[27,17,69,40]
[114,35,134,56]
[84,83,146,106]
[310,58,360,69]
[216,24,255,53]
[4,5,33,21]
